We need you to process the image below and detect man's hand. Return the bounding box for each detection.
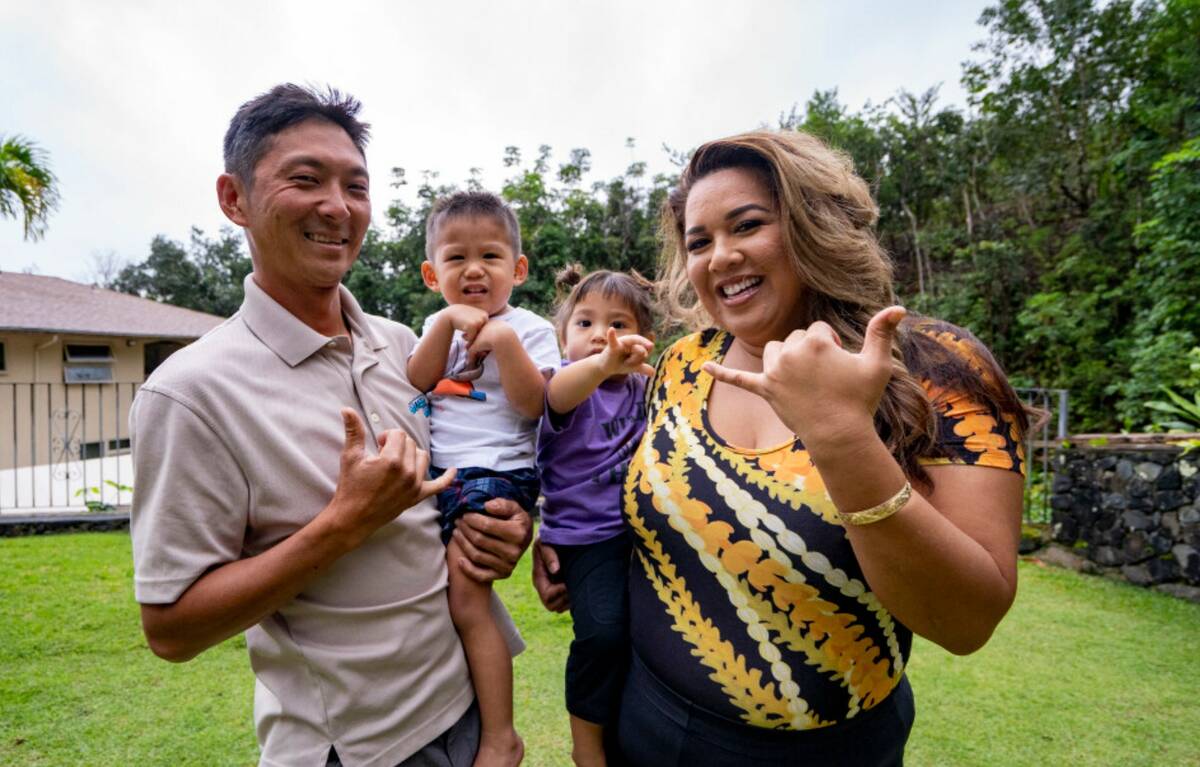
[451,498,533,582]
[531,537,569,612]
[438,304,490,345]
[326,409,456,548]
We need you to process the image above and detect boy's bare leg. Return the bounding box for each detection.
[447,537,523,767]
[569,716,606,767]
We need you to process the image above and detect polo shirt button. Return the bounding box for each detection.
[370,412,380,423]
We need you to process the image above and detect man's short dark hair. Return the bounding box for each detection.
[425,191,522,259]
[223,83,371,185]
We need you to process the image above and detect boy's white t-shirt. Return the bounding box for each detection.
[419,305,560,471]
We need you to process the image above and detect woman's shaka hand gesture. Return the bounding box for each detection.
[703,306,906,449]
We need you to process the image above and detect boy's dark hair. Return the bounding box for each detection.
[425,191,522,259]
[553,263,656,340]
[223,83,370,186]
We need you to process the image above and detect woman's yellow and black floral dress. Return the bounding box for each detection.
[623,321,1025,731]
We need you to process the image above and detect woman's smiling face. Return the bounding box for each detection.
[683,166,807,350]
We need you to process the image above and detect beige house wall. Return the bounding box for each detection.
[0,332,144,384]
[0,332,150,472]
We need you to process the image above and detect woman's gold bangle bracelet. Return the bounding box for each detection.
[838,481,912,526]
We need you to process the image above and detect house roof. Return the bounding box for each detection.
[0,272,226,340]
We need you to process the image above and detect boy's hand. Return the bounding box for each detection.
[597,328,655,378]
[438,305,490,345]
[465,319,518,369]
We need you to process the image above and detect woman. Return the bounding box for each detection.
[615,130,1029,765]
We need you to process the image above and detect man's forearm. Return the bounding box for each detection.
[140,508,357,662]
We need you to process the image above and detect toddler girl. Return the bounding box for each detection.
[536,265,656,766]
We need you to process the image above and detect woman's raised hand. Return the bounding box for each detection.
[703,306,906,447]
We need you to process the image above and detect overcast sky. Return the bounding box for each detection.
[2,0,992,281]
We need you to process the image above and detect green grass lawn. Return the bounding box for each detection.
[1,533,1197,766]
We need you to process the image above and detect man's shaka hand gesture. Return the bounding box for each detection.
[327,408,456,547]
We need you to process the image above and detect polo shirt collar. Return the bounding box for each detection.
[238,274,387,367]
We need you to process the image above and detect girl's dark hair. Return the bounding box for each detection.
[553,264,656,340]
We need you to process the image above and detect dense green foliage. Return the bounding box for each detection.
[3,532,1199,765]
[110,227,252,318]
[108,0,1199,432]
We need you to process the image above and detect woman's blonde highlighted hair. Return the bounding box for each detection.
[659,130,1030,482]
[660,131,891,333]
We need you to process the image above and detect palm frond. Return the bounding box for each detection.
[0,134,61,240]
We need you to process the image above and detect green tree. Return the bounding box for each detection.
[112,227,251,316]
[111,0,1199,433]
[190,227,252,316]
[364,143,675,332]
[0,135,60,241]
[113,235,203,309]
[1124,138,1200,423]
[963,0,1157,428]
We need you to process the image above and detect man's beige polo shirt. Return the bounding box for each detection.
[130,276,520,767]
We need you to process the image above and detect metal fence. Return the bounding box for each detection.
[0,382,140,513]
[2,380,1068,519]
[1016,387,1069,524]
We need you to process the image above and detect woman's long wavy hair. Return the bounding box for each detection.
[659,130,1029,483]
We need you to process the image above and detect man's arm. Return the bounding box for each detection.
[141,410,455,661]
[407,306,490,393]
[141,506,357,661]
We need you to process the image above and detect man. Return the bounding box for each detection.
[130,83,532,767]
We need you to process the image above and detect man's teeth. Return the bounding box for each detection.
[306,233,343,244]
[721,277,762,297]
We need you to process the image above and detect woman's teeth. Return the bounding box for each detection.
[721,276,761,297]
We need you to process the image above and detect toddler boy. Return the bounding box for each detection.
[408,191,559,767]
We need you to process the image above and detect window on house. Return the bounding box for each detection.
[80,438,131,460]
[144,341,185,376]
[63,343,114,383]
[0,341,6,373]
[64,344,115,362]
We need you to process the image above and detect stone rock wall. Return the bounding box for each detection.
[0,512,129,537]
[1051,445,1200,590]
